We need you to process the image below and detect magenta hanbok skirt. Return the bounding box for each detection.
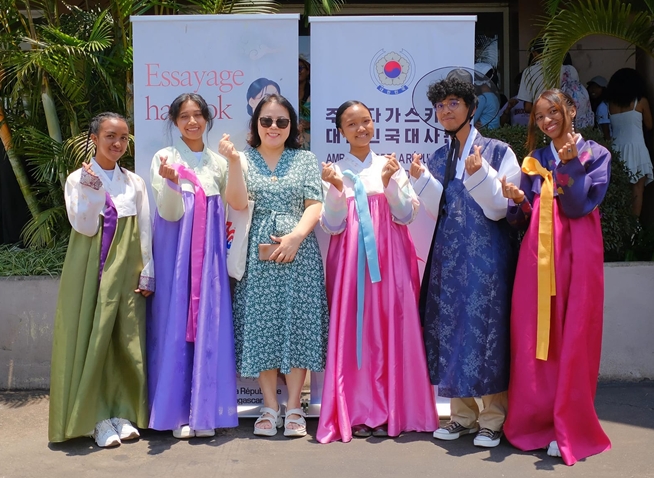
[504,197,611,465]
[316,194,438,443]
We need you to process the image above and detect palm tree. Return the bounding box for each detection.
[537,0,654,87]
[1,0,345,248]
[1,1,128,247]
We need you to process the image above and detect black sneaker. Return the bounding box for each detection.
[473,427,502,447]
[433,421,479,441]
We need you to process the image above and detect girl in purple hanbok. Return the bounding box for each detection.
[147,93,248,439]
[501,89,612,465]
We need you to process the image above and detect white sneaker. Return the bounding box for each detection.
[547,440,562,457]
[173,425,195,439]
[195,429,216,438]
[110,417,140,441]
[93,419,121,448]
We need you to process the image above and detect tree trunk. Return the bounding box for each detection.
[0,106,41,219]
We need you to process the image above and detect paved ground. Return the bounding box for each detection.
[1,382,653,478]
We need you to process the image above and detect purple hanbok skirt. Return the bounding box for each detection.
[147,193,238,430]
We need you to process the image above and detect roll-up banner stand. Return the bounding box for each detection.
[310,16,477,418]
[132,14,302,417]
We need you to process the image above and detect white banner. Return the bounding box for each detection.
[132,14,300,184]
[310,16,476,275]
[132,14,300,416]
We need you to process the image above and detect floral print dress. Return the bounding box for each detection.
[233,148,329,378]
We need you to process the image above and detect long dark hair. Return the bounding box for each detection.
[247,94,301,149]
[526,89,576,153]
[606,68,648,108]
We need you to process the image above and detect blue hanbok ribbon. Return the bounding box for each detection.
[342,170,382,369]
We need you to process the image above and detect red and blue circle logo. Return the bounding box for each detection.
[370,49,415,95]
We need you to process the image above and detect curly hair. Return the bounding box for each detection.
[606,68,648,108]
[426,78,476,108]
[247,93,301,150]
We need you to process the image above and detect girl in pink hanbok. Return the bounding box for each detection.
[316,100,438,443]
[501,89,612,465]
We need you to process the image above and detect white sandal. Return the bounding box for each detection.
[283,408,307,438]
[253,407,282,437]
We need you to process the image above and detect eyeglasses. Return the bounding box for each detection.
[434,100,462,112]
[259,116,290,129]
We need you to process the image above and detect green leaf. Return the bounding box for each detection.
[539,0,654,88]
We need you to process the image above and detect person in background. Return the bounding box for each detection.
[147,93,247,439]
[502,89,612,465]
[587,76,611,140]
[607,67,654,217]
[299,57,311,150]
[559,54,594,129]
[412,76,520,449]
[316,100,438,443]
[232,93,329,439]
[517,39,595,130]
[473,62,501,130]
[49,113,153,448]
[500,71,531,127]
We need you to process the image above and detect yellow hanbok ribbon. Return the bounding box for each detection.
[522,157,556,361]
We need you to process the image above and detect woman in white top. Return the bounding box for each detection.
[607,68,654,217]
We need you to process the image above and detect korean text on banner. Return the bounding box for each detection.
[309,15,477,276]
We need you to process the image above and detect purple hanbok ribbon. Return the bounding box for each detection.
[99,192,117,283]
[171,164,207,343]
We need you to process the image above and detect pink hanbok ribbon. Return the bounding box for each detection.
[172,164,207,343]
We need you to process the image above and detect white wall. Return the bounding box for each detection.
[1,263,653,390]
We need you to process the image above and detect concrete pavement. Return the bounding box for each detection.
[1,382,653,478]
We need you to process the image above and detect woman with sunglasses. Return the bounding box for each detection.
[316,100,438,443]
[411,76,520,448]
[147,93,247,439]
[232,93,329,438]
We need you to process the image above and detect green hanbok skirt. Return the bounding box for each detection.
[49,216,149,442]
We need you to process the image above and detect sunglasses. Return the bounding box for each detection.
[259,116,290,129]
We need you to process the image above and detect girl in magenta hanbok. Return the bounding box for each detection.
[147,93,248,439]
[501,89,612,465]
[316,100,438,443]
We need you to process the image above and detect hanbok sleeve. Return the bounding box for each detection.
[464,146,521,221]
[411,168,443,222]
[555,141,611,218]
[384,167,419,225]
[506,171,536,229]
[150,150,185,222]
[134,175,155,292]
[64,168,106,237]
[320,181,348,235]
